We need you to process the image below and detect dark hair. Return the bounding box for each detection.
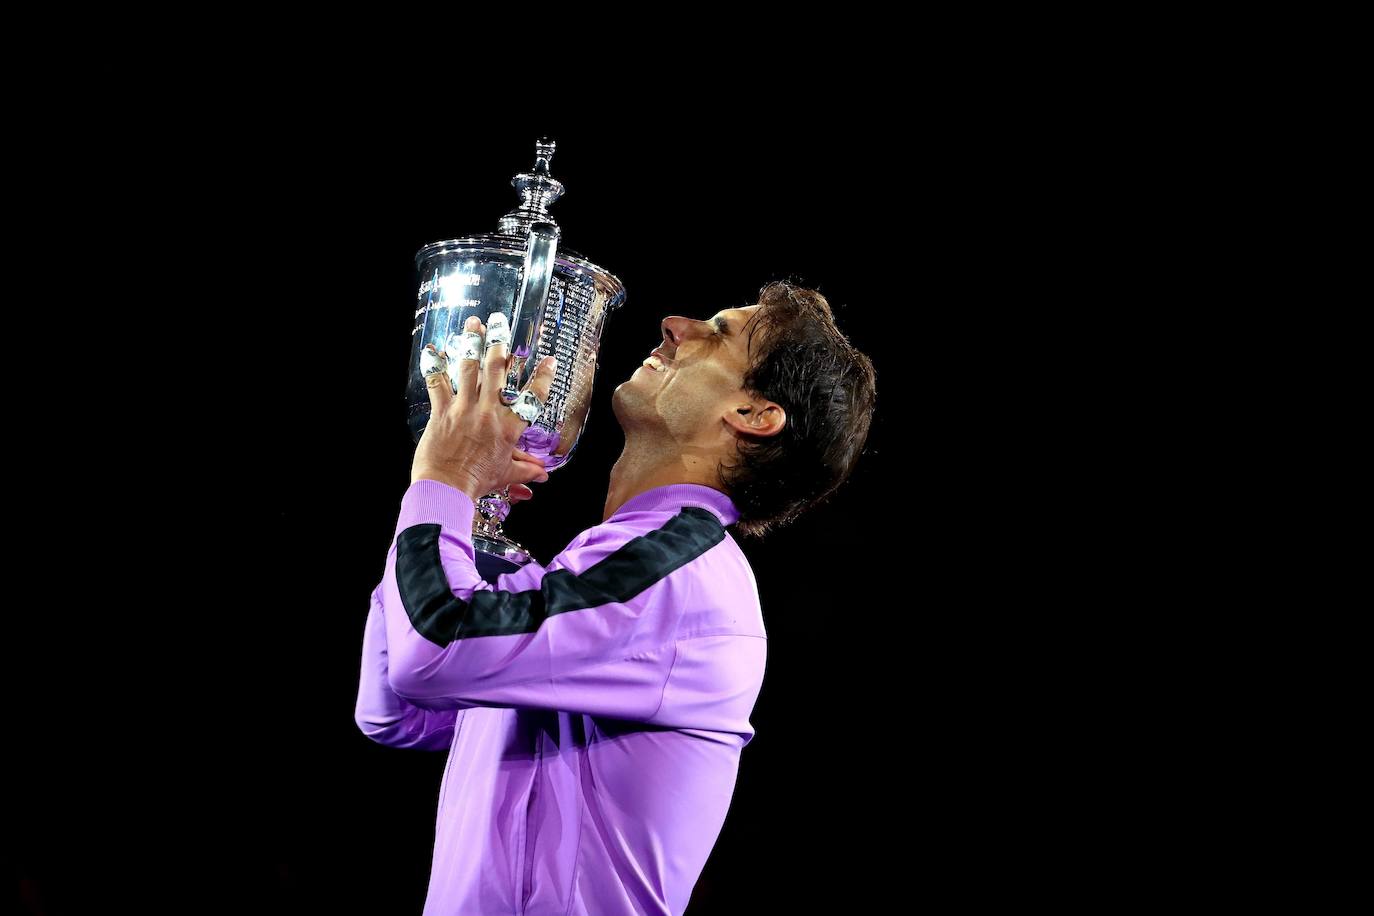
[719,280,877,538]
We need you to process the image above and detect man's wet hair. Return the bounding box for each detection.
[720,279,877,539]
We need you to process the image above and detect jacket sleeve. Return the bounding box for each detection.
[377,478,721,721]
[354,581,460,750]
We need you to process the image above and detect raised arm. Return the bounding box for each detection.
[375,478,727,720]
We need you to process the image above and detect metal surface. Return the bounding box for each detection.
[405,139,626,572]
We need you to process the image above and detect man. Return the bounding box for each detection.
[355,280,877,915]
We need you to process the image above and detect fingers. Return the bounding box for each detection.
[510,456,550,486]
[445,313,552,430]
[500,354,557,429]
[481,311,512,407]
[510,446,548,486]
[508,483,533,502]
[525,354,558,404]
[423,344,454,414]
[454,315,483,402]
[512,447,546,469]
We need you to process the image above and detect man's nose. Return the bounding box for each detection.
[661,315,708,348]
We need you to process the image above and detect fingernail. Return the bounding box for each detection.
[544,356,557,371]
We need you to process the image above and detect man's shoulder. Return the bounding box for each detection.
[559,510,760,626]
[571,505,734,558]
[669,530,764,639]
[554,506,733,582]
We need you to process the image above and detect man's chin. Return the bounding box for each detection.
[610,379,643,424]
[613,369,645,397]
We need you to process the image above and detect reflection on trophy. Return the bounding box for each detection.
[406,139,627,580]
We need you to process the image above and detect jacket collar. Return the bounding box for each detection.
[608,483,740,527]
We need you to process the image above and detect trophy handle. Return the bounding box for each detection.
[471,221,559,580]
[506,221,560,398]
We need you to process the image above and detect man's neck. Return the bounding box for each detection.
[602,436,724,522]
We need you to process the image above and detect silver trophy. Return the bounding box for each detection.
[407,139,626,579]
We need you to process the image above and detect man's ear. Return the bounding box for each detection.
[724,397,786,438]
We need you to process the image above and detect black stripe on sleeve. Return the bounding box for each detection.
[394,508,725,647]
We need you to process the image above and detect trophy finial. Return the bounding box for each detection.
[533,139,556,176]
[500,138,565,237]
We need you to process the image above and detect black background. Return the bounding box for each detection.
[16,111,1112,914]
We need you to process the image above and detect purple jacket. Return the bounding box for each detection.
[355,478,768,915]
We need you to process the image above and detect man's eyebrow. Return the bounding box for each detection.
[711,315,731,336]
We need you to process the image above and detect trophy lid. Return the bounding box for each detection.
[498,138,565,238]
[413,138,626,309]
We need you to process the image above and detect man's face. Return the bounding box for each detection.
[611,304,766,442]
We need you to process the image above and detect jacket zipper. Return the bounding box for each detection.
[520,728,544,912]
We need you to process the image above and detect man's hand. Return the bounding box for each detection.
[411,313,556,502]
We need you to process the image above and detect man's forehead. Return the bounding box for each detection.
[716,305,767,360]
[719,304,763,328]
